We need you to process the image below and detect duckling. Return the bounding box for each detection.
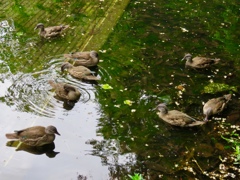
[34,23,69,38]
[182,53,220,69]
[61,62,100,81]
[156,103,206,127]
[203,94,231,121]
[64,51,99,67]
[5,125,60,146]
[48,80,81,101]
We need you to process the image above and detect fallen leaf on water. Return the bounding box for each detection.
[101,84,113,90]
[124,100,134,106]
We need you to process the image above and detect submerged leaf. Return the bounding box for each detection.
[157,95,172,104]
[203,83,237,94]
[16,32,23,36]
[124,100,134,106]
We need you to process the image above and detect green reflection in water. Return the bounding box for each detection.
[0,0,239,179]
[95,0,240,179]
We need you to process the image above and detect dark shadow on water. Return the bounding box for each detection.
[52,94,80,110]
[6,141,59,158]
[77,174,87,180]
[63,100,77,110]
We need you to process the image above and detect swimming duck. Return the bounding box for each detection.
[64,51,99,67]
[34,23,69,38]
[156,103,206,127]
[203,94,231,121]
[48,80,81,101]
[182,53,220,69]
[61,62,100,81]
[5,125,60,146]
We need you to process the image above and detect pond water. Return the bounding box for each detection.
[0,0,240,179]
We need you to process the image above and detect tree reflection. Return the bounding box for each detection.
[89,0,240,177]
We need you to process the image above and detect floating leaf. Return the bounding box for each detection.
[124,100,133,106]
[203,83,237,94]
[101,84,113,90]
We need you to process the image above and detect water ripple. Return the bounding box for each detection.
[4,57,101,117]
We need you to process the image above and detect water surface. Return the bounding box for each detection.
[0,0,240,179]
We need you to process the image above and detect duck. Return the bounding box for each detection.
[203,94,231,121]
[182,53,220,69]
[48,80,81,101]
[5,125,60,146]
[61,62,100,81]
[34,23,69,38]
[156,103,206,127]
[64,51,99,67]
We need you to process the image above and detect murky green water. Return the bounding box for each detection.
[0,0,240,179]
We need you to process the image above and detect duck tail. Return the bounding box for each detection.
[62,25,70,30]
[5,133,19,139]
[189,116,197,122]
[83,76,100,81]
[63,54,71,59]
[188,121,207,127]
[48,80,56,88]
[224,94,232,102]
[213,58,220,64]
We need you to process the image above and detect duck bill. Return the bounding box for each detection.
[56,131,61,136]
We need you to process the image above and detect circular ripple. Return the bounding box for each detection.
[4,57,101,117]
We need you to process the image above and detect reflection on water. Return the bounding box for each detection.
[0,76,12,98]
[0,0,240,179]
[0,19,24,60]
[6,141,59,158]
[4,63,98,116]
[0,19,15,43]
[91,0,240,179]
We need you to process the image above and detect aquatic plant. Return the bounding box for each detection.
[128,173,144,180]
[222,130,240,164]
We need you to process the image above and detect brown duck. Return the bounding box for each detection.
[182,53,220,69]
[5,125,60,146]
[203,94,231,121]
[34,23,69,38]
[64,51,99,67]
[49,80,81,101]
[61,62,100,81]
[156,103,206,127]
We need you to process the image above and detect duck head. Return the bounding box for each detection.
[90,51,99,58]
[156,103,168,114]
[204,108,213,121]
[182,53,192,61]
[46,126,60,136]
[61,62,73,72]
[34,23,45,31]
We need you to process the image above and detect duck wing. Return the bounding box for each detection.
[192,57,220,68]
[44,25,69,37]
[163,110,197,127]
[64,52,90,59]
[204,97,227,115]
[69,66,100,80]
